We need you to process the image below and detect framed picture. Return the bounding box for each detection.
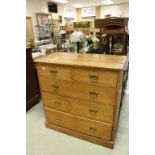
[64,6,75,20]
[74,22,90,28]
[81,7,96,18]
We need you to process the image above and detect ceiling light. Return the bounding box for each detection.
[52,0,69,3]
[102,0,113,5]
[72,4,83,8]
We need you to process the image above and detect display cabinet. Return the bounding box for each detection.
[35,12,60,41]
[95,17,129,55]
[35,12,53,40]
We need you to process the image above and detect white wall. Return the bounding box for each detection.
[26,0,76,40]
[27,1,129,39]
[26,0,47,39]
[100,3,129,18]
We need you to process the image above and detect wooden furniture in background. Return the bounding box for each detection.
[26,48,40,110]
[35,52,127,148]
[95,17,129,55]
[26,16,34,43]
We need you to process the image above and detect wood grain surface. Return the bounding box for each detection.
[35,52,127,70]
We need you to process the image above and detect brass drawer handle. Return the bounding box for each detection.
[54,101,61,106]
[89,127,97,132]
[52,85,59,90]
[89,75,99,81]
[89,91,98,97]
[50,70,57,75]
[89,109,98,115]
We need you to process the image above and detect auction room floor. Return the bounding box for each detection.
[26,81,129,155]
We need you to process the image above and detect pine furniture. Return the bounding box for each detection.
[35,52,127,148]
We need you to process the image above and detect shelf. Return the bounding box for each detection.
[35,25,51,27]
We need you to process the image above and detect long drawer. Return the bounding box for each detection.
[42,92,114,123]
[37,64,71,81]
[39,77,116,104]
[45,108,112,140]
[72,67,118,87]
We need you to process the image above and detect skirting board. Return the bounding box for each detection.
[45,122,114,149]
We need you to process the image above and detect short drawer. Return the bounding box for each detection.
[42,92,114,123]
[73,82,116,104]
[72,67,118,87]
[45,108,112,140]
[39,77,116,105]
[37,64,71,81]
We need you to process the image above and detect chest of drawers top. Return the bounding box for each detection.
[35,52,127,71]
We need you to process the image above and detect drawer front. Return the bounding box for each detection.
[40,77,116,104]
[45,108,112,140]
[42,92,72,112]
[37,64,71,81]
[72,67,118,87]
[42,92,114,123]
[73,82,116,104]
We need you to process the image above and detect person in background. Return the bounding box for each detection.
[85,32,99,53]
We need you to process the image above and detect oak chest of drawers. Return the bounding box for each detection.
[35,52,127,148]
